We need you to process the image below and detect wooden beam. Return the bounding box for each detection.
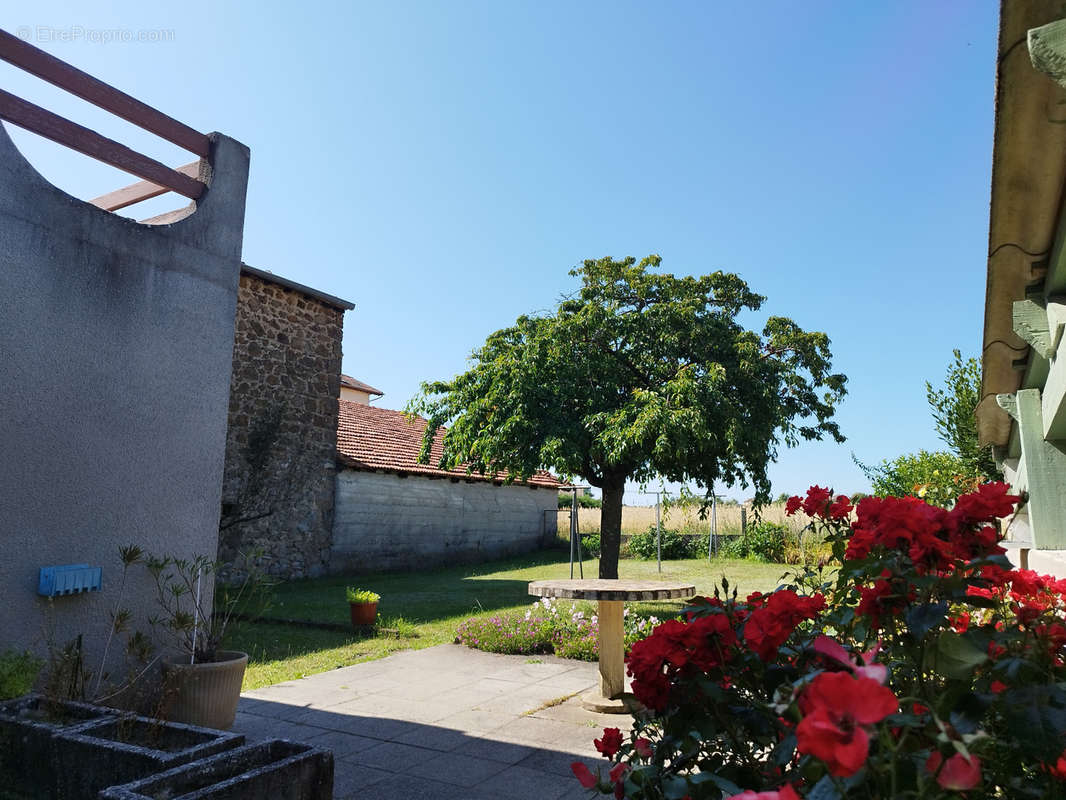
[0,28,209,156]
[1042,303,1066,440]
[1029,18,1066,90]
[1006,389,1066,549]
[0,89,205,200]
[1013,299,1056,358]
[89,161,201,212]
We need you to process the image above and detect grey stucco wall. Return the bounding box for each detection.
[331,470,559,573]
[0,122,249,693]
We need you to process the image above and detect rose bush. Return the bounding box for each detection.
[571,483,1066,798]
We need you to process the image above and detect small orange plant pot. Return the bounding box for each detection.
[349,601,378,626]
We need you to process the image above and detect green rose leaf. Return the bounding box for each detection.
[906,601,949,640]
[808,775,843,800]
[936,631,987,679]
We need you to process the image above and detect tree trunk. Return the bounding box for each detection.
[599,480,625,579]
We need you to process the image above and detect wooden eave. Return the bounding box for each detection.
[977,1,1066,448]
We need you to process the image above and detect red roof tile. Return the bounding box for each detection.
[336,401,563,488]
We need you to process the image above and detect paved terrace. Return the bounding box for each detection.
[233,644,633,799]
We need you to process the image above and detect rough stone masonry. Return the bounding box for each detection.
[219,267,352,579]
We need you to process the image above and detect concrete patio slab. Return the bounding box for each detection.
[233,643,634,799]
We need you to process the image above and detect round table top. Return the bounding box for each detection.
[528,579,696,602]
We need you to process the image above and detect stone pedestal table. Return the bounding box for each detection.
[528,579,695,713]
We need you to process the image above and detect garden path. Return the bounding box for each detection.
[233,643,633,799]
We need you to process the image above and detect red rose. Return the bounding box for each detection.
[802,485,833,517]
[796,672,898,776]
[948,482,1019,528]
[725,786,800,800]
[1043,750,1066,780]
[594,727,624,757]
[571,762,598,789]
[744,590,825,661]
[926,751,982,790]
[828,495,853,519]
[634,737,653,758]
[855,579,906,630]
[785,495,803,515]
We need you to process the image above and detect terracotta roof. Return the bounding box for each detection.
[336,401,562,488]
[340,375,383,396]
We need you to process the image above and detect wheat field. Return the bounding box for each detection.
[558,501,803,536]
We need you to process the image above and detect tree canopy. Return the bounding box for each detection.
[409,256,847,577]
[858,350,1001,508]
[925,349,1000,482]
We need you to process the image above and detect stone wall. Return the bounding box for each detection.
[331,470,559,573]
[220,271,347,579]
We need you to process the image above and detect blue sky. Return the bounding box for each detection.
[2,1,999,503]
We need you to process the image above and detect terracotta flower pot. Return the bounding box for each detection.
[349,601,378,626]
[161,650,248,730]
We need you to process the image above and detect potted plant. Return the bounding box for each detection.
[345,588,380,627]
[146,552,273,730]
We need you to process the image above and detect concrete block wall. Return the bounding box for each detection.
[331,471,559,572]
[0,122,249,682]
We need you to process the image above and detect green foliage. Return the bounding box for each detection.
[0,649,42,700]
[380,615,418,638]
[559,493,602,508]
[579,533,601,558]
[345,587,381,604]
[861,449,980,508]
[926,350,1001,482]
[454,609,558,656]
[626,527,704,560]
[717,521,788,562]
[857,351,1000,508]
[411,255,846,578]
[145,550,275,664]
[455,598,663,661]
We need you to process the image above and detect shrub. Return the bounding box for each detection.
[0,649,42,700]
[745,521,788,561]
[573,483,1066,799]
[626,527,702,560]
[717,521,788,562]
[717,535,747,559]
[580,533,601,558]
[859,449,981,508]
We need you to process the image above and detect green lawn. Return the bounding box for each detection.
[225,550,796,689]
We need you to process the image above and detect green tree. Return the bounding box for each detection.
[925,349,1001,481]
[409,256,847,578]
[857,350,1001,507]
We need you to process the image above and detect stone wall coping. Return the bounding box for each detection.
[241,263,354,311]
